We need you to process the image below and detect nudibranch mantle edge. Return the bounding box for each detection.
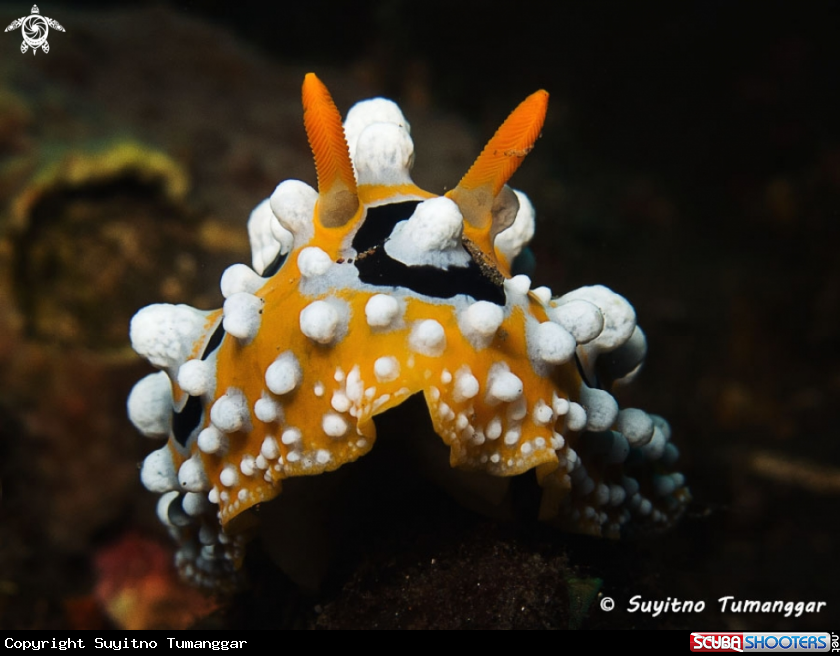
[128,74,689,589]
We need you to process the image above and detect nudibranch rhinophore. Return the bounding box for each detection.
[128,74,690,588]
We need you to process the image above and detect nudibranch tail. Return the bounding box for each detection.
[129,75,689,590]
[302,73,360,230]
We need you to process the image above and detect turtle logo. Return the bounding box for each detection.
[5,5,65,55]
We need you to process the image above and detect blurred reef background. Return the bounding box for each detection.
[0,1,838,629]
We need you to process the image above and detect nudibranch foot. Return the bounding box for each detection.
[129,74,689,589]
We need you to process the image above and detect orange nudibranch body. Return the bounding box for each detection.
[128,74,689,588]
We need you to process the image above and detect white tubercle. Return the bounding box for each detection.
[579,384,619,432]
[494,190,536,264]
[504,274,531,298]
[223,292,264,342]
[261,436,280,460]
[127,371,172,438]
[486,363,524,404]
[453,366,480,402]
[178,454,210,492]
[157,491,188,527]
[141,445,179,493]
[269,179,318,245]
[265,351,302,395]
[565,402,588,432]
[177,359,215,397]
[365,294,400,328]
[616,408,655,447]
[353,122,415,186]
[322,413,349,438]
[197,426,228,455]
[610,326,648,386]
[531,321,576,365]
[297,247,333,278]
[300,299,342,344]
[219,465,239,487]
[592,431,630,465]
[254,393,282,423]
[384,197,471,269]
[374,356,400,383]
[408,319,446,356]
[558,285,636,352]
[130,304,213,377]
[532,400,554,425]
[547,298,604,345]
[182,492,209,517]
[281,427,302,445]
[459,301,504,348]
[344,97,410,164]
[220,263,266,299]
[641,424,667,460]
[210,388,251,434]
[531,286,552,305]
[247,198,292,275]
[269,213,295,249]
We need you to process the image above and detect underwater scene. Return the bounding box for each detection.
[0,1,837,629]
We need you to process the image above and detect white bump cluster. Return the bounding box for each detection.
[129,304,212,377]
[345,98,410,160]
[344,98,413,185]
[558,285,636,352]
[353,123,415,186]
[384,197,471,269]
[547,299,604,344]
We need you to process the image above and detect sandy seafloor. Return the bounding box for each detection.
[0,1,838,629]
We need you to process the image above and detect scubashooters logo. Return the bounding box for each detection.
[4,5,65,55]
[690,633,831,653]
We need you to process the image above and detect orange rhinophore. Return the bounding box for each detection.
[129,74,690,589]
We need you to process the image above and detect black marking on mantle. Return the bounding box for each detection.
[352,201,421,253]
[352,200,505,305]
[355,246,505,305]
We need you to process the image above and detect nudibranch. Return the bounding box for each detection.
[128,74,690,588]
